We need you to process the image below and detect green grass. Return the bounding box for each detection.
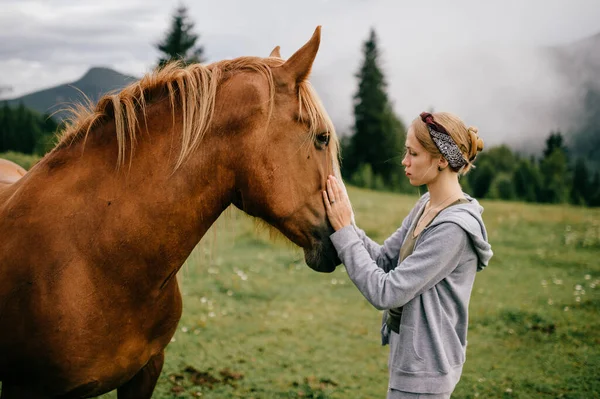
[5,184,599,398]
[136,189,599,399]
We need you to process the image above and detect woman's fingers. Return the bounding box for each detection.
[334,177,344,200]
[323,190,332,211]
[326,178,336,204]
[329,175,347,204]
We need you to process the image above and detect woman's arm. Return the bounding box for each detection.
[330,222,468,310]
[351,210,413,273]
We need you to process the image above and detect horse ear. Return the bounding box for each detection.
[269,46,281,58]
[280,26,321,83]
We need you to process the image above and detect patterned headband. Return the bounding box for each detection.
[419,112,467,170]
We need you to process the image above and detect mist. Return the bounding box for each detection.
[311,41,585,153]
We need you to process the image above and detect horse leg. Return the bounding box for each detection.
[117,350,165,399]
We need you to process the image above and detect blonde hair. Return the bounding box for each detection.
[411,112,484,175]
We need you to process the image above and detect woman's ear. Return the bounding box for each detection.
[438,157,449,170]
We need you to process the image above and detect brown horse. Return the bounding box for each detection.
[0,27,341,398]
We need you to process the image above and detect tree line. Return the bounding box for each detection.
[463,133,600,206]
[1,5,598,207]
[0,102,58,155]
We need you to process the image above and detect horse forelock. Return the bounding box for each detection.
[52,57,339,174]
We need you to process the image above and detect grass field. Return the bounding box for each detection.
[97,186,595,399]
[4,182,598,398]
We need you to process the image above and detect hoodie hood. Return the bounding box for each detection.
[422,192,493,271]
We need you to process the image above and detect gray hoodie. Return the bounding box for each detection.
[329,192,493,394]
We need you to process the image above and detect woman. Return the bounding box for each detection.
[323,112,493,399]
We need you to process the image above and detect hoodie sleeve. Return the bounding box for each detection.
[350,199,423,273]
[351,215,409,273]
[330,222,468,310]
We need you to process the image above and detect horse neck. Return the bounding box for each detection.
[42,101,236,276]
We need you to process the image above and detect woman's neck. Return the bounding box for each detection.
[426,174,463,207]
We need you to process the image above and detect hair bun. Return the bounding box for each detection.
[467,126,483,160]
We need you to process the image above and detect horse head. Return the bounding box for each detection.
[218,27,342,272]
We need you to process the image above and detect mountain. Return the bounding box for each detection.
[6,67,138,120]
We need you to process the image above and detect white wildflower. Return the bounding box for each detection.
[236,269,248,281]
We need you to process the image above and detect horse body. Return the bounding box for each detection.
[0,27,340,398]
[0,128,194,396]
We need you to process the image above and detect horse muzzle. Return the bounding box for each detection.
[303,227,341,273]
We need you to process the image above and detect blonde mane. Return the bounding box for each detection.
[54,58,339,171]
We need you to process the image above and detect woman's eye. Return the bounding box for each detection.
[316,132,330,147]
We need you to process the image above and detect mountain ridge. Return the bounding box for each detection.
[6,67,138,119]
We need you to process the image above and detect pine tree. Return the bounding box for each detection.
[345,28,404,187]
[156,5,205,68]
[590,172,600,207]
[15,102,35,153]
[468,159,494,198]
[537,131,570,203]
[543,131,568,159]
[539,148,569,203]
[513,158,542,202]
[570,158,590,205]
[0,102,16,152]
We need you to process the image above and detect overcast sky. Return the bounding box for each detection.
[1,0,600,148]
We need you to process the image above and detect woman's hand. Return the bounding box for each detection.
[323,175,353,231]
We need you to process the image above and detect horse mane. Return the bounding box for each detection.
[53,57,339,171]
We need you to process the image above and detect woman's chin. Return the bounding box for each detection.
[407,177,421,186]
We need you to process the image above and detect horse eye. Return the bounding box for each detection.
[316,132,330,148]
